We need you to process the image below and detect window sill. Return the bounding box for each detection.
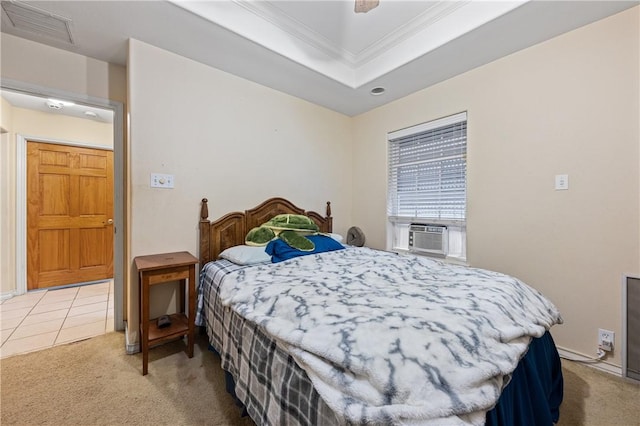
[392,248,468,266]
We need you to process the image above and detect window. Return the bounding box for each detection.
[387,112,467,260]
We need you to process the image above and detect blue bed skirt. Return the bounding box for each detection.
[212,330,563,425]
[486,331,563,425]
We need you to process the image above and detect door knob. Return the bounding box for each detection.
[106,219,114,225]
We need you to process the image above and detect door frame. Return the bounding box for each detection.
[3,79,125,332]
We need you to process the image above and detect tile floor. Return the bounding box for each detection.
[0,280,114,359]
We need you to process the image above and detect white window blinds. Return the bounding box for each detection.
[387,112,467,221]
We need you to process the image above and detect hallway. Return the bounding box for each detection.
[0,281,114,358]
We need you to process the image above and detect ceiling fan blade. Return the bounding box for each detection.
[354,0,379,14]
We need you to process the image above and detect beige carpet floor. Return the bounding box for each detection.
[557,359,639,426]
[1,332,253,425]
[1,331,638,425]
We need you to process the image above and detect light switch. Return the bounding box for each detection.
[555,174,569,190]
[151,173,174,189]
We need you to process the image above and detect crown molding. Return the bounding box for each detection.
[170,0,528,88]
[353,1,467,66]
[235,0,357,64]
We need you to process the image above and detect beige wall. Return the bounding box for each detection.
[352,7,640,366]
[1,97,15,296]
[3,8,639,368]
[1,34,126,103]
[1,95,11,130]
[126,39,353,342]
[11,107,113,147]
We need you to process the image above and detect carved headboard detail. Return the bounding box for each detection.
[199,197,333,265]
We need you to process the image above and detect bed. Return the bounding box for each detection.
[196,197,563,425]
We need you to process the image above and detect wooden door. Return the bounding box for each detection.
[27,141,114,290]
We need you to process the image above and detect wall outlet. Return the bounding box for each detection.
[598,328,614,352]
[555,174,569,190]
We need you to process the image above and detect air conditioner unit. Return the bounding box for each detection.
[408,224,448,256]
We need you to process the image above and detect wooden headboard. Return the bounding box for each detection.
[199,197,333,265]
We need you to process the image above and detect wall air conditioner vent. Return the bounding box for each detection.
[1,0,74,44]
[408,223,447,257]
[623,275,640,383]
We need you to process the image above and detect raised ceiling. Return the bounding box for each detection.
[1,0,637,116]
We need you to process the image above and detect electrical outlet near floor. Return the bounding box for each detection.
[598,328,615,352]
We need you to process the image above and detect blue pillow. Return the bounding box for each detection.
[266,235,345,263]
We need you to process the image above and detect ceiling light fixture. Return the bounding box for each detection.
[47,98,74,106]
[370,87,386,96]
[355,0,379,13]
[45,100,63,109]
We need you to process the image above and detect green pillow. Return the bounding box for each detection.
[244,214,319,250]
[245,226,275,246]
[279,230,315,252]
[264,214,319,232]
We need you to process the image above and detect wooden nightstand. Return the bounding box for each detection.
[134,251,198,375]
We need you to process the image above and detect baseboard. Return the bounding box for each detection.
[0,291,17,301]
[557,346,622,376]
[124,321,140,354]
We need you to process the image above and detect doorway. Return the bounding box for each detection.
[1,83,124,332]
[26,141,114,290]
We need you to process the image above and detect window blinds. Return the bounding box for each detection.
[388,112,467,221]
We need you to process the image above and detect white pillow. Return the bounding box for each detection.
[218,245,271,265]
[327,233,344,243]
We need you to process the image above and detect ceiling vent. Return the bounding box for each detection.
[1,0,74,44]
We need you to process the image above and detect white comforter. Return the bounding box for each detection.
[218,247,562,425]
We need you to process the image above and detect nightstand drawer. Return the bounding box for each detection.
[147,266,191,285]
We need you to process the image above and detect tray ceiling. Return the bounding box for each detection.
[1,0,637,116]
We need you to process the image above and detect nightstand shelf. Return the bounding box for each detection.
[147,313,189,344]
[134,251,198,375]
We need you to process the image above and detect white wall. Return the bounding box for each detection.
[127,39,353,341]
[352,7,640,366]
